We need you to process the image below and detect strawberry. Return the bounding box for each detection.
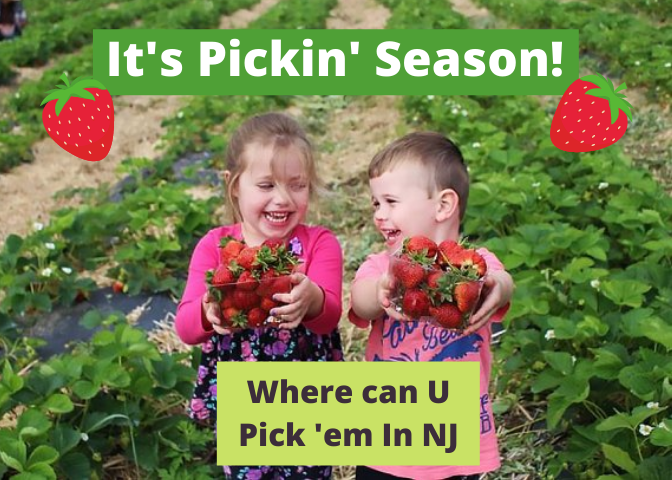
[437,240,463,267]
[220,296,234,310]
[550,74,632,153]
[426,270,444,290]
[212,264,235,286]
[392,255,426,289]
[454,281,481,313]
[429,304,463,329]
[237,271,259,291]
[112,280,125,294]
[41,74,114,162]
[236,247,261,271]
[247,308,267,328]
[455,249,487,278]
[405,236,438,259]
[219,237,245,264]
[402,289,431,318]
[222,308,247,329]
[232,289,260,310]
[262,238,285,250]
[260,297,280,312]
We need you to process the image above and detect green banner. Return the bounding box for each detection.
[93,29,578,94]
[216,362,480,465]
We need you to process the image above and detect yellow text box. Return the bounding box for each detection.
[217,362,480,465]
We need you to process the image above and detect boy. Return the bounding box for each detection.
[349,132,514,480]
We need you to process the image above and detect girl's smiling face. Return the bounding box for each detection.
[369,161,441,252]
[232,141,310,246]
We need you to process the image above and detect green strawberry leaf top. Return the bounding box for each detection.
[581,73,634,124]
[40,73,107,116]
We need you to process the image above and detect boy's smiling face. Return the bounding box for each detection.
[370,161,443,252]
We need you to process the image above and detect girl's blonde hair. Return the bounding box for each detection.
[225,112,322,223]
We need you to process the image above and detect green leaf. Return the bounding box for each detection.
[72,380,100,400]
[49,425,81,456]
[27,445,59,467]
[601,443,638,475]
[0,438,26,471]
[41,394,74,414]
[636,455,672,480]
[55,98,69,116]
[59,452,90,480]
[601,280,651,308]
[650,421,672,447]
[2,361,24,393]
[17,409,51,438]
[597,413,632,432]
[24,464,57,479]
[5,234,23,255]
[83,413,130,434]
[543,351,575,376]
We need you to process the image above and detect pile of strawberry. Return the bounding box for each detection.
[205,237,299,329]
[390,236,487,330]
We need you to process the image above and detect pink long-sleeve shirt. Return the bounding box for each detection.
[348,248,510,479]
[175,223,343,345]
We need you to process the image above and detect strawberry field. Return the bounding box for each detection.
[1,0,671,479]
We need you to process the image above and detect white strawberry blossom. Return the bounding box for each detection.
[590,279,601,289]
[571,356,577,365]
[598,182,609,190]
[532,182,541,188]
[177,111,184,119]
[665,63,671,68]
[472,142,481,149]
[639,424,654,436]
[61,267,72,275]
[451,108,459,115]
[33,222,44,231]
[658,422,670,431]
[45,242,56,250]
[544,329,556,340]
[427,95,434,100]
[41,268,52,278]
[635,61,641,66]
[646,401,659,409]
[461,110,468,117]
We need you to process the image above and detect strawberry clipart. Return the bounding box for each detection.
[550,74,633,153]
[41,74,114,161]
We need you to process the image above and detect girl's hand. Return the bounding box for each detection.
[271,273,324,329]
[463,270,515,335]
[377,273,408,321]
[202,292,234,335]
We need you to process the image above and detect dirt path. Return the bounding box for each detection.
[0,0,282,245]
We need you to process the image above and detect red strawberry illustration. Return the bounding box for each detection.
[454,281,482,313]
[41,74,114,161]
[429,304,463,329]
[550,74,632,153]
[402,289,431,318]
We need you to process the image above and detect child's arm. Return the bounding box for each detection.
[175,232,220,345]
[463,250,515,335]
[271,229,343,335]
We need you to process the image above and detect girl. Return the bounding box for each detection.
[175,113,343,480]
[0,0,27,41]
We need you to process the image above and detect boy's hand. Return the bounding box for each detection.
[202,292,235,335]
[271,273,324,329]
[377,273,409,321]
[463,270,514,335]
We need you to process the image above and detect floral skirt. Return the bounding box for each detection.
[224,465,332,480]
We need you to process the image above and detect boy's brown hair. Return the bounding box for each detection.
[225,112,322,222]
[368,132,469,220]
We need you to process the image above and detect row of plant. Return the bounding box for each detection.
[586,0,672,23]
[0,0,342,476]
[0,0,263,173]
[474,0,672,100]
[0,0,184,79]
[27,0,136,30]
